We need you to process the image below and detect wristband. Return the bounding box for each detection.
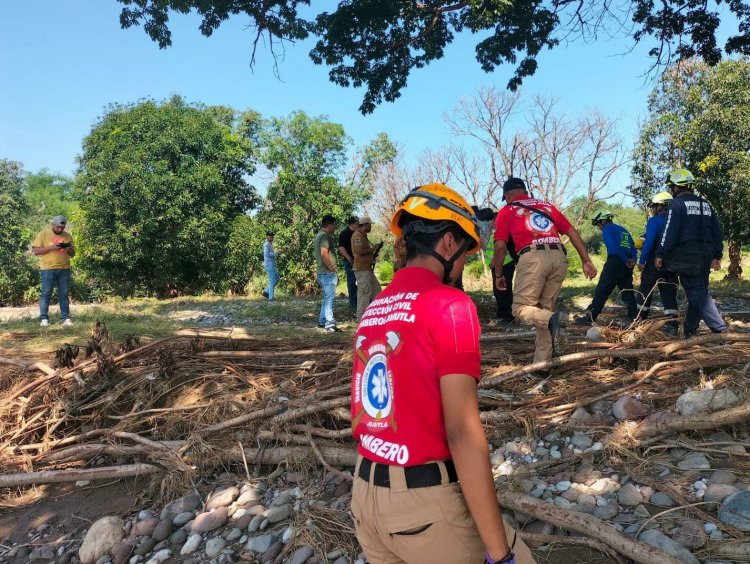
[486,551,514,564]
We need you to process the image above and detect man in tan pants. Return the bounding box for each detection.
[352,216,383,320]
[491,178,596,364]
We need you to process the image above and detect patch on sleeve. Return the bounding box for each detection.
[448,301,479,354]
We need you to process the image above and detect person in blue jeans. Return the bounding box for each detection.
[262,231,280,300]
[314,214,341,332]
[32,215,75,327]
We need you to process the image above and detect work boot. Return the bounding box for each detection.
[548,312,561,356]
[262,290,269,299]
[573,313,593,326]
[661,324,678,337]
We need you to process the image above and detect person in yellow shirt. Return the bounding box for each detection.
[32,215,75,327]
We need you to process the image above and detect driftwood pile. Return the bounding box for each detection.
[2,321,750,563]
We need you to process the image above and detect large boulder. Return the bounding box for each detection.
[675,389,740,416]
[79,516,125,564]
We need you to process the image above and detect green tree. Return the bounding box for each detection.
[75,96,259,296]
[116,0,750,113]
[632,59,750,279]
[257,111,363,293]
[23,170,78,237]
[0,160,35,305]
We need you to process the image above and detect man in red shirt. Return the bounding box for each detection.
[491,178,596,365]
[351,183,533,564]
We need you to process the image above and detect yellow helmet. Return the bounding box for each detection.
[390,183,481,254]
[666,168,695,187]
[649,191,673,206]
[634,236,645,250]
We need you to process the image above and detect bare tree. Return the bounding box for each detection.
[446,87,626,221]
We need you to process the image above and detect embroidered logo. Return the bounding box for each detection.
[352,332,402,433]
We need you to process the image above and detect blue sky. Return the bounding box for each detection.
[1,1,660,183]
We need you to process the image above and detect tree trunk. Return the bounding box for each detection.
[727,239,743,280]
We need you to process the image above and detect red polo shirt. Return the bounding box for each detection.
[494,198,572,249]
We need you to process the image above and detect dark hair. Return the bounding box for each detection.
[398,212,466,261]
[346,216,358,226]
[321,214,336,227]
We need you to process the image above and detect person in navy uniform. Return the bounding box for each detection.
[574,210,637,325]
[635,192,679,336]
[655,168,727,338]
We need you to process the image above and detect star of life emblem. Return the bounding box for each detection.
[529,212,552,232]
[352,332,402,433]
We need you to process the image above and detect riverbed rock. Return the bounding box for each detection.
[207,487,240,510]
[191,508,229,532]
[650,492,676,507]
[640,529,699,564]
[151,520,173,542]
[617,483,643,507]
[718,491,750,531]
[675,389,740,416]
[180,534,202,556]
[612,396,650,420]
[672,519,707,549]
[79,516,125,564]
[205,538,227,558]
[704,484,739,504]
[161,493,202,521]
[677,453,711,470]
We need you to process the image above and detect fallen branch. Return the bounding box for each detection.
[496,491,683,564]
[662,332,750,356]
[516,532,617,557]
[480,348,658,388]
[0,463,161,488]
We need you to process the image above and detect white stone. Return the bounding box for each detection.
[180,534,202,556]
[676,389,740,416]
[144,549,171,564]
[79,516,125,564]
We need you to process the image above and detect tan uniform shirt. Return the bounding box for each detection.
[352,230,375,270]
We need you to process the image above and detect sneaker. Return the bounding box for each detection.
[324,326,342,333]
[40,319,49,327]
[261,290,269,298]
[61,319,73,327]
[317,323,325,329]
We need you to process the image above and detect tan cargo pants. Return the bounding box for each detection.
[511,248,568,363]
[355,269,382,320]
[351,457,535,563]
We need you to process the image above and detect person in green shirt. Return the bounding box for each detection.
[314,214,341,332]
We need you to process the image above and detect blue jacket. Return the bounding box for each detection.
[639,213,666,265]
[602,223,636,265]
[656,193,723,260]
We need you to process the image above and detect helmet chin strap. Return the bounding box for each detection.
[410,238,470,284]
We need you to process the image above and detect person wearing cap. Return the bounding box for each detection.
[352,215,383,320]
[491,178,596,365]
[574,211,638,325]
[655,168,726,337]
[635,192,679,335]
[32,215,75,327]
[262,231,279,301]
[351,182,533,564]
[338,216,359,311]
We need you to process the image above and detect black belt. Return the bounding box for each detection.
[517,243,565,256]
[358,458,458,488]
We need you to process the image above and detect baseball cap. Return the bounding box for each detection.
[502,178,526,196]
[51,215,67,226]
[266,231,275,236]
[358,215,373,225]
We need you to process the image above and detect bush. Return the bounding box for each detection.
[376,261,394,283]
[464,257,487,279]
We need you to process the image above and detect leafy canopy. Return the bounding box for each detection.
[631,59,750,277]
[0,160,35,305]
[75,95,259,296]
[255,111,364,293]
[115,1,750,112]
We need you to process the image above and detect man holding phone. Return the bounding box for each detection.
[32,215,75,327]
